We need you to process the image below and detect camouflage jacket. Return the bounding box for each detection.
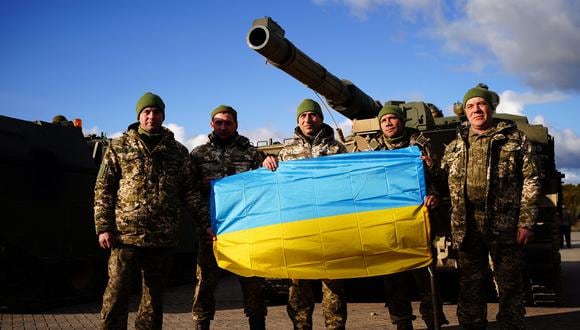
[441,119,540,247]
[278,123,347,161]
[190,132,264,229]
[94,123,201,248]
[369,128,440,197]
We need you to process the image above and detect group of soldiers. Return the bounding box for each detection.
[93,85,540,330]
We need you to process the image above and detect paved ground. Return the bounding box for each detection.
[2,233,580,329]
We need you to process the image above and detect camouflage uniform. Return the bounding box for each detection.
[190,132,267,325]
[278,123,348,330]
[94,123,201,330]
[367,128,447,330]
[441,119,540,329]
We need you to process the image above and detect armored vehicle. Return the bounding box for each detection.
[0,115,197,311]
[247,17,562,305]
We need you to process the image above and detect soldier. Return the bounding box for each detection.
[367,104,448,330]
[262,98,348,330]
[560,205,572,248]
[190,105,267,330]
[427,103,443,118]
[441,86,540,329]
[94,92,202,329]
[52,114,74,127]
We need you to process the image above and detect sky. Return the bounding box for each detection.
[2,0,579,183]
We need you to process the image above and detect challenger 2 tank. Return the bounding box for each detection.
[247,17,562,305]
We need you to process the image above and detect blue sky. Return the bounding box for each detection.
[2,0,579,182]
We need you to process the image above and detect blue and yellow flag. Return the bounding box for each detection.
[210,146,432,279]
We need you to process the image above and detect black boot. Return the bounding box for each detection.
[249,315,266,330]
[193,319,210,330]
[395,319,414,330]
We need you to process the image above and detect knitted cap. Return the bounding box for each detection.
[462,87,494,109]
[211,105,237,121]
[52,115,68,123]
[377,104,404,122]
[296,99,323,121]
[136,92,165,119]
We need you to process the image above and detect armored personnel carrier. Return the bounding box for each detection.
[247,17,562,305]
[0,115,197,311]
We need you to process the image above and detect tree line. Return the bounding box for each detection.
[563,184,580,224]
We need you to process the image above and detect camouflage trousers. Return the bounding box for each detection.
[191,238,267,321]
[384,266,447,329]
[287,279,347,330]
[100,245,173,330]
[457,231,526,330]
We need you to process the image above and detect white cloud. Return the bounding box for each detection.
[495,90,568,115]
[187,135,208,150]
[561,168,580,185]
[490,90,580,180]
[315,0,433,20]
[521,115,580,183]
[240,127,290,146]
[433,0,580,91]
[166,123,207,151]
[337,119,353,138]
[83,126,102,136]
[165,123,186,144]
[109,131,123,139]
[551,128,580,174]
[321,0,580,92]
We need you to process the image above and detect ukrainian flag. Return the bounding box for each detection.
[211,146,432,279]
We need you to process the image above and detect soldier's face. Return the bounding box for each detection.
[465,97,493,131]
[298,112,322,137]
[380,114,404,139]
[211,112,237,140]
[138,107,164,133]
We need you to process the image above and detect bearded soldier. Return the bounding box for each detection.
[190,105,267,330]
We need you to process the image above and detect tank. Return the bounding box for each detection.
[247,17,563,305]
[0,115,197,311]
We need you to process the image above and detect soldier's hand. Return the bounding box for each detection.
[206,227,217,241]
[517,227,534,246]
[98,231,115,249]
[201,176,215,188]
[421,155,433,169]
[425,194,439,209]
[262,155,278,171]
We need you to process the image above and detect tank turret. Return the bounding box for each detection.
[247,17,380,120]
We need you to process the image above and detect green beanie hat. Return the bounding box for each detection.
[377,104,404,122]
[211,105,237,121]
[462,87,494,110]
[136,92,165,119]
[296,99,323,121]
[52,115,68,123]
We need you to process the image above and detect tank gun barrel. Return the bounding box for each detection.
[247,17,380,120]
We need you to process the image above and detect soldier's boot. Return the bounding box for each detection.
[424,312,450,330]
[193,319,210,330]
[248,315,266,330]
[395,319,414,330]
[426,317,450,330]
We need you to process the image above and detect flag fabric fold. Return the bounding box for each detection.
[210,146,432,279]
